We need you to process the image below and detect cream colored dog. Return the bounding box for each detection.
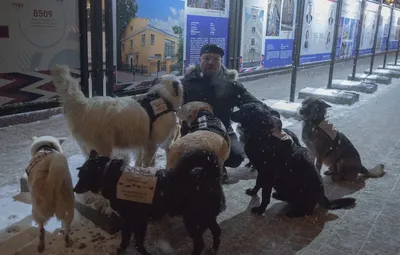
[167,101,231,169]
[26,136,74,253]
[52,65,183,167]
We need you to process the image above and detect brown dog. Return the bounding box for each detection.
[299,97,385,182]
[166,101,231,171]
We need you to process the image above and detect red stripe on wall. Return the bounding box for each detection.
[0,26,9,38]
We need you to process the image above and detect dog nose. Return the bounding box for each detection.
[299,109,304,115]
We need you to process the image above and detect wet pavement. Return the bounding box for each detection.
[1,54,400,254]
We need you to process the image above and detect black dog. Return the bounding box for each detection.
[231,102,356,218]
[74,150,224,255]
[235,101,301,170]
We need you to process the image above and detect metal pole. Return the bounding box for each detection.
[289,0,305,102]
[227,0,237,69]
[351,0,366,80]
[78,0,89,97]
[234,0,243,71]
[327,0,344,89]
[105,0,115,96]
[368,0,383,75]
[383,4,395,68]
[396,40,400,64]
[90,0,104,96]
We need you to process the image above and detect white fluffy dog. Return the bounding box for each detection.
[51,65,183,167]
[26,135,74,252]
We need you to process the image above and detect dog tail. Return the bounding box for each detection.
[174,149,222,180]
[360,164,385,178]
[51,65,87,106]
[320,196,356,210]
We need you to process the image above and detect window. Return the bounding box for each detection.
[130,26,133,31]
[142,34,146,46]
[164,39,176,59]
[122,42,124,52]
[252,27,256,34]
[151,34,155,45]
[252,14,257,20]
[130,40,133,49]
[251,38,255,45]
[155,54,162,59]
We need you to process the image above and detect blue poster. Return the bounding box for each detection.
[264,39,294,68]
[185,15,229,67]
[389,9,400,50]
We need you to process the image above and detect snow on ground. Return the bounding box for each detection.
[0,81,396,254]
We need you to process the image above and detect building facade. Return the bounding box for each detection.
[121,18,180,74]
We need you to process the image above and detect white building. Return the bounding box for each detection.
[242,8,263,67]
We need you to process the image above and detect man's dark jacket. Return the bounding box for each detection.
[180,65,260,134]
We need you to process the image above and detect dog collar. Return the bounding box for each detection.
[25,148,55,176]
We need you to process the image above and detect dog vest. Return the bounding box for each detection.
[189,110,230,143]
[25,145,56,176]
[318,119,338,140]
[116,166,158,204]
[139,93,175,133]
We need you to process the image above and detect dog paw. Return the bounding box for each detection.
[245,188,258,196]
[251,206,265,215]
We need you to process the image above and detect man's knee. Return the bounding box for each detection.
[225,151,245,168]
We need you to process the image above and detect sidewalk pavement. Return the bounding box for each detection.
[244,53,396,101]
[1,54,400,254]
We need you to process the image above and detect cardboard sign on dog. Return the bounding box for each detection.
[117,166,158,204]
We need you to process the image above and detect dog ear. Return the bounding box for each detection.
[58,137,67,145]
[89,150,99,159]
[319,100,332,108]
[172,80,180,96]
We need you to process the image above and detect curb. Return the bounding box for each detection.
[298,87,360,105]
[0,107,63,128]
[331,79,378,93]
[263,99,301,120]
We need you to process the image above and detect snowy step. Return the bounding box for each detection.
[347,73,391,84]
[363,68,400,78]
[298,87,360,105]
[262,99,301,120]
[331,79,378,94]
[0,227,37,254]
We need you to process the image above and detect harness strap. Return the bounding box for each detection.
[139,93,175,136]
[25,146,56,176]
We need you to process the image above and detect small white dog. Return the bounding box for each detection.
[26,136,74,252]
[51,65,184,167]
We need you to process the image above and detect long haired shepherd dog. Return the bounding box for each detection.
[299,97,385,182]
[51,65,183,167]
[74,149,225,255]
[231,102,356,218]
[26,136,74,252]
